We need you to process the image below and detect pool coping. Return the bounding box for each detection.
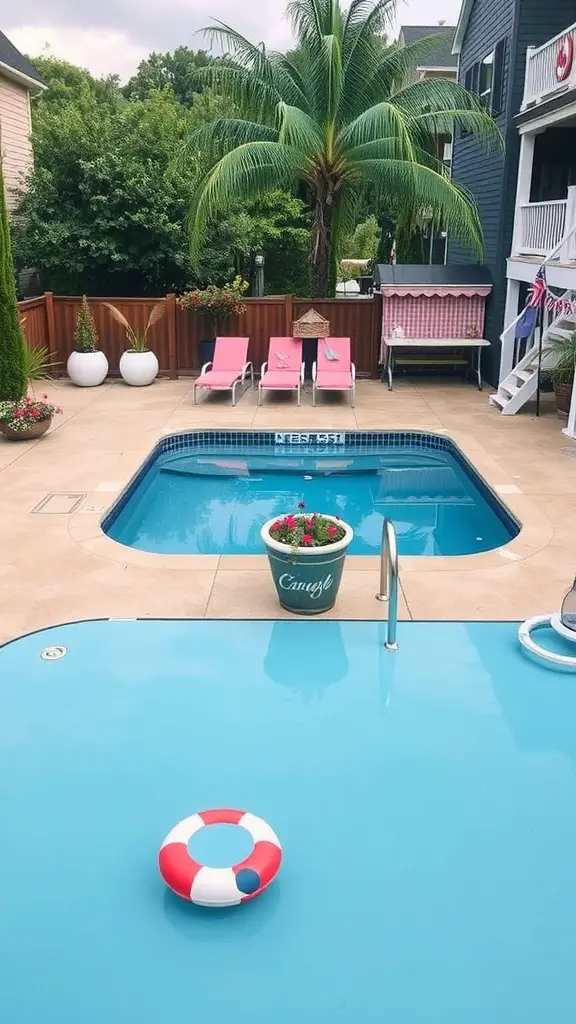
[68,427,554,575]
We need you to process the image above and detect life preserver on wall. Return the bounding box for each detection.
[556,35,574,83]
[158,808,282,907]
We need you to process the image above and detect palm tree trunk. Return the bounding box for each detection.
[310,192,334,298]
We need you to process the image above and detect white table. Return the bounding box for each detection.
[382,337,491,391]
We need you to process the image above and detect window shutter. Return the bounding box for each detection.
[471,62,481,93]
[464,66,473,91]
[491,38,506,116]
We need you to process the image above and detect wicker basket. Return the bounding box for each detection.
[292,308,330,339]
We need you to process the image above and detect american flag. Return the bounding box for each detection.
[528,265,547,308]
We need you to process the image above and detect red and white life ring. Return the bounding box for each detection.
[158,808,282,907]
[556,35,574,83]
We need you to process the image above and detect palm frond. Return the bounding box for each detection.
[287,0,329,45]
[277,103,323,151]
[182,119,278,168]
[357,158,484,258]
[188,141,302,263]
[196,65,280,123]
[338,101,413,158]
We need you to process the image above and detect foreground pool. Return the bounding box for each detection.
[103,431,518,555]
[1,619,574,1023]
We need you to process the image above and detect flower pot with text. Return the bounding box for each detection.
[119,349,159,387]
[261,512,353,615]
[67,350,108,387]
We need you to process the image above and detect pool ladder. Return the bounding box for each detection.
[375,518,399,650]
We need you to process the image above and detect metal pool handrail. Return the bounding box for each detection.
[375,518,399,651]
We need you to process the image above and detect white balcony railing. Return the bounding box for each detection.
[515,187,576,260]
[519,200,567,255]
[522,22,576,110]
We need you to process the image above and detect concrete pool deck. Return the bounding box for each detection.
[1,377,575,643]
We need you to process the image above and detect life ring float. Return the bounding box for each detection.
[158,808,282,907]
[518,614,576,670]
[556,35,574,83]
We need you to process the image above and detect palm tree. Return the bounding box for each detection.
[186,0,500,297]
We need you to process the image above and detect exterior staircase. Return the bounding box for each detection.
[489,309,576,415]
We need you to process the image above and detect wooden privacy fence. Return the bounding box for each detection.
[18,292,383,378]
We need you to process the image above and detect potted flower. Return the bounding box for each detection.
[67,295,108,387]
[261,504,354,615]
[543,332,576,415]
[104,302,166,386]
[179,276,248,367]
[0,394,62,440]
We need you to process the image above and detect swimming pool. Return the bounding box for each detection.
[1,618,575,1023]
[104,431,518,556]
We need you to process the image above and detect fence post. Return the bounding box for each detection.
[44,292,57,362]
[166,293,178,379]
[284,294,293,335]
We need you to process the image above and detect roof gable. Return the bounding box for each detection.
[453,0,475,55]
[0,30,45,90]
[399,25,458,68]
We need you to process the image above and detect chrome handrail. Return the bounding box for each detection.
[375,518,399,650]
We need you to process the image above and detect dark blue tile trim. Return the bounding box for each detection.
[101,429,520,539]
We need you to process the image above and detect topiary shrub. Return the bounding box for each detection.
[0,158,26,402]
[74,295,99,353]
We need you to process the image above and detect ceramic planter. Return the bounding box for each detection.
[67,350,108,387]
[0,418,52,441]
[261,515,354,615]
[119,350,159,387]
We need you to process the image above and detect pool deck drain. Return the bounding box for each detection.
[0,378,574,642]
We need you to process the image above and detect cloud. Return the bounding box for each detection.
[5,0,463,80]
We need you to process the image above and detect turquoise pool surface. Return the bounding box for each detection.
[1,618,575,1023]
[105,444,518,555]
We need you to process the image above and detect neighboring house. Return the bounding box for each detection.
[398,25,457,264]
[0,29,44,211]
[449,0,576,417]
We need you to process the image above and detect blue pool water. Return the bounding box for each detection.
[105,438,518,555]
[1,618,576,1023]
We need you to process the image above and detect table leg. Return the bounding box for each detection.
[387,349,394,391]
[477,346,483,390]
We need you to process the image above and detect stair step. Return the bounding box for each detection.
[515,369,533,383]
[501,383,519,398]
[489,393,505,409]
[548,327,573,340]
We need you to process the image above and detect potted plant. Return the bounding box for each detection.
[261,504,354,615]
[543,332,576,415]
[179,276,248,367]
[104,302,166,386]
[67,296,108,387]
[0,394,62,440]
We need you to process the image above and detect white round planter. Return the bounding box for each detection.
[67,350,108,387]
[119,350,159,387]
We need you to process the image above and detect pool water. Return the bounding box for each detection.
[1,618,575,1023]
[105,444,518,555]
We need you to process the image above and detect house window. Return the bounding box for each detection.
[479,52,494,106]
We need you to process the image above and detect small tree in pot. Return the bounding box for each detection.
[543,332,576,415]
[179,276,248,367]
[105,302,166,386]
[68,296,108,387]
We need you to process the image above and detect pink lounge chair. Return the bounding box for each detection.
[193,337,253,406]
[312,337,356,407]
[258,337,304,406]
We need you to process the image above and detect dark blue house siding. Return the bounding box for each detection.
[448,0,518,385]
[450,0,576,384]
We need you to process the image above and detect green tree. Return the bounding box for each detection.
[14,85,205,294]
[0,159,27,401]
[124,47,215,105]
[342,215,380,260]
[187,0,499,296]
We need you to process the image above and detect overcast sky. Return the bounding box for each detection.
[3,0,464,81]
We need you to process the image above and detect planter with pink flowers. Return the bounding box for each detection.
[261,509,353,615]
